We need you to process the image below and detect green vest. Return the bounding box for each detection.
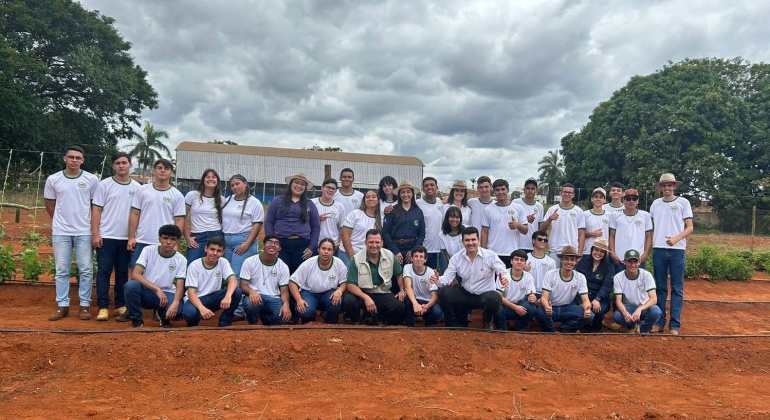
[353,248,395,294]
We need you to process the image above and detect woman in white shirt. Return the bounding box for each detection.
[184,169,224,265]
[288,238,348,324]
[222,174,264,277]
[341,190,382,259]
[445,180,472,226]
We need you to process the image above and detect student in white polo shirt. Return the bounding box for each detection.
[333,168,364,219]
[582,187,610,255]
[239,235,292,325]
[288,238,347,324]
[603,182,625,213]
[494,250,545,331]
[481,178,528,269]
[540,183,585,267]
[45,145,100,321]
[311,179,346,258]
[613,249,661,334]
[525,230,557,299]
[417,176,445,270]
[608,188,653,273]
[513,178,544,253]
[540,246,593,333]
[404,245,442,327]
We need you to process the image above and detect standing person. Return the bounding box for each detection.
[333,168,364,219]
[403,245,443,327]
[582,187,610,255]
[540,246,594,333]
[649,173,693,335]
[45,145,100,321]
[288,238,348,324]
[416,177,445,270]
[513,178,544,253]
[608,188,652,273]
[575,239,616,332]
[382,181,425,266]
[494,250,544,331]
[91,152,140,321]
[341,190,382,265]
[127,159,186,270]
[445,180,472,226]
[525,230,557,299]
[311,178,346,261]
[481,179,528,269]
[439,206,464,269]
[468,176,494,233]
[613,249,662,334]
[377,175,399,221]
[264,173,320,274]
[181,236,242,327]
[603,182,625,213]
[184,169,224,265]
[432,227,510,330]
[239,235,292,325]
[221,174,263,280]
[540,183,585,266]
[343,229,406,326]
[122,225,187,328]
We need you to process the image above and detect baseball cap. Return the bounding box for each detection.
[623,188,639,198]
[592,187,606,197]
[624,249,641,261]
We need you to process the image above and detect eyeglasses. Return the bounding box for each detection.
[323,185,337,191]
[535,238,549,243]
[625,197,639,201]
[265,240,280,246]
[65,155,84,161]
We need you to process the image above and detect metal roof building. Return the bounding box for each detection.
[174,141,424,201]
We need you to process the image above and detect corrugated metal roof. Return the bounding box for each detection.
[176,141,424,166]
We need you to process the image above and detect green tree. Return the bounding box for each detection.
[127,121,171,180]
[538,150,564,204]
[0,0,158,174]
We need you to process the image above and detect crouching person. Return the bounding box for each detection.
[181,236,242,327]
[613,249,661,333]
[404,245,443,327]
[343,229,405,326]
[540,246,594,333]
[495,250,545,331]
[239,235,292,325]
[289,238,347,324]
[120,224,187,328]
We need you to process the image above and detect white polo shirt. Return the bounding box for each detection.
[609,209,653,258]
[542,204,586,253]
[135,245,187,294]
[468,197,494,232]
[289,256,347,294]
[311,198,346,244]
[482,201,528,256]
[613,268,656,306]
[403,264,438,302]
[501,270,536,304]
[526,252,557,293]
[240,254,290,298]
[333,189,364,219]
[513,198,544,250]
[184,257,236,300]
[44,170,100,236]
[184,191,223,233]
[582,210,610,254]
[131,183,186,245]
[92,176,141,240]
[542,269,588,306]
[221,196,264,235]
[650,197,693,250]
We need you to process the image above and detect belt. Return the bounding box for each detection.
[286,235,301,240]
[394,238,416,244]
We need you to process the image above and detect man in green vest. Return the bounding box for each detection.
[343,229,405,325]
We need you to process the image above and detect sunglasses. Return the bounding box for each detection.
[625,196,639,201]
[535,238,549,243]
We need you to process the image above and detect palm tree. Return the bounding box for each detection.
[127,121,171,181]
[469,177,477,190]
[538,150,565,204]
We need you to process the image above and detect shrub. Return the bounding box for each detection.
[0,244,15,282]
[686,245,753,282]
[18,247,44,282]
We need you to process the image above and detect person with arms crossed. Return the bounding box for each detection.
[575,238,615,332]
[382,181,425,266]
[311,178,346,261]
[540,183,585,267]
[608,188,652,273]
[540,246,594,333]
[481,179,528,269]
[613,249,661,334]
[649,173,693,335]
[468,176,494,234]
[181,236,242,327]
[416,177,445,270]
[495,250,545,331]
[333,168,364,219]
[183,169,224,265]
[582,187,610,255]
[603,182,625,213]
[239,235,292,325]
[91,152,140,321]
[403,245,443,327]
[122,225,187,328]
[45,145,100,321]
[289,238,347,324]
[513,178,544,253]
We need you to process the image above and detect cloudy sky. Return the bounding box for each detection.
[80,0,770,188]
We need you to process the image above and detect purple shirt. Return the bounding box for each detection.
[265,197,320,252]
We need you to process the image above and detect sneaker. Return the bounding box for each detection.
[96,309,109,321]
[651,325,663,333]
[49,307,69,321]
[131,320,143,328]
[115,310,131,322]
[113,306,127,316]
[670,329,679,335]
[79,307,92,320]
[362,317,374,326]
[154,310,172,328]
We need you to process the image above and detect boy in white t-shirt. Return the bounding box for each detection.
[404,245,443,327]
[495,250,544,331]
[524,230,557,299]
[540,246,593,333]
[311,179,346,250]
[603,182,625,213]
[333,168,364,219]
[468,176,494,233]
[120,225,187,328]
[540,183,585,266]
[512,178,544,252]
[612,249,661,334]
[481,178,528,268]
[181,236,242,327]
[45,145,100,321]
[582,187,610,255]
[240,235,292,325]
[608,188,653,273]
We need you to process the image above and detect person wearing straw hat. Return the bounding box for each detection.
[575,238,616,332]
[446,180,471,226]
[608,188,652,273]
[382,180,425,266]
[264,172,320,274]
[540,246,594,333]
[582,187,610,255]
[649,173,693,335]
[612,249,661,334]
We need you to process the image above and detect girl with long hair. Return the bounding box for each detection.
[341,190,382,259]
[184,168,224,264]
[575,238,616,332]
[377,175,399,220]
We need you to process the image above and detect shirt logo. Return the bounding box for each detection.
[570,212,577,219]
[328,275,336,283]
[128,190,135,197]
[270,270,277,277]
[352,199,359,207]
[77,182,87,189]
[168,264,175,272]
[507,209,516,217]
[634,219,642,226]
[571,284,577,291]
[637,283,645,291]
[237,204,244,210]
[328,211,336,218]
[413,220,419,227]
[670,204,679,212]
[163,196,172,204]
[215,271,221,278]
[421,278,428,285]
[602,218,609,225]
[596,274,603,280]
[542,262,549,268]
[519,286,526,293]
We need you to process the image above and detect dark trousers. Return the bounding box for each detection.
[438,286,502,327]
[343,292,404,325]
[95,238,130,309]
[279,237,310,274]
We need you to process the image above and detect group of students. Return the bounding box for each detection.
[43,145,692,333]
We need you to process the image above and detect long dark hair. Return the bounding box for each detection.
[441,206,464,235]
[281,178,309,223]
[394,186,418,219]
[447,187,468,207]
[589,245,610,274]
[195,168,223,225]
[359,190,382,230]
[377,176,398,201]
[223,174,250,220]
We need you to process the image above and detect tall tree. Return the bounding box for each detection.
[538,150,564,204]
[127,121,171,180]
[0,0,157,174]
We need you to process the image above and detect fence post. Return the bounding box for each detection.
[751,206,757,253]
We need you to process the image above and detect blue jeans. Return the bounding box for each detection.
[296,289,342,324]
[130,242,152,269]
[426,252,440,272]
[404,298,443,327]
[186,230,224,265]
[52,235,93,307]
[336,249,350,268]
[182,287,243,326]
[541,304,594,333]
[95,238,130,309]
[279,237,310,274]
[653,248,685,331]
[613,304,662,333]
[226,231,258,320]
[244,294,288,325]
[123,280,176,322]
[494,300,540,330]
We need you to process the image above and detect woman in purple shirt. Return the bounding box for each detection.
[265,173,320,274]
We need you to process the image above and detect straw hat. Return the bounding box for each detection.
[285,172,314,190]
[592,238,611,254]
[451,180,468,190]
[395,180,419,195]
[656,173,683,188]
[556,246,581,258]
